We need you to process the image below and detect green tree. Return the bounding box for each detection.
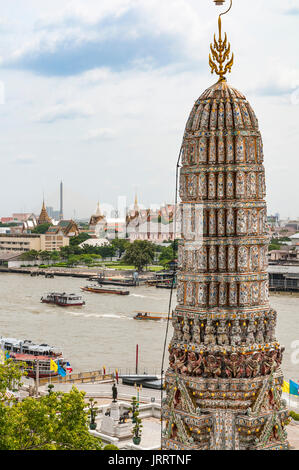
[171,239,179,255]
[0,361,102,450]
[269,243,281,251]
[60,245,81,258]
[97,245,116,259]
[70,232,92,247]
[67,255,79,267]
[0,360,25,396]
[32,223,51,234]
[0,223,19,227]
[50,251,60,262]
[20,250,39,261]
[123,241,155,272]
[110,238,130,257]
[39,251,52,261]
[159,246,174,267]
[82,255,94,266]
[268,236,291,252]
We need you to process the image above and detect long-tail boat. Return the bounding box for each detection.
[81,285,130,295]
[133,311,172,321]
[89,276,136,287]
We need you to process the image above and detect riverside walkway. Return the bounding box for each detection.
[39,371,114,386]
[39,381,162,404]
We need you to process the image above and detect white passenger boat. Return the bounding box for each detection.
[0,337,68,379]
[41,292,85,307]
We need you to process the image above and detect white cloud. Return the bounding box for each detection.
[35,102,94,123]
[34,0,138,29]
[84,128,116,140]
[78,67,112,85]
[0,0,298,219]
[12,155,36,165]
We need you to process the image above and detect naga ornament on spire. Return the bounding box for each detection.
[209,0,234,81]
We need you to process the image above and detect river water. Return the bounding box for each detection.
[0,273,298,381]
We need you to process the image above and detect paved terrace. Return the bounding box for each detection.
[37,381,299,450]
[39,381,163,404]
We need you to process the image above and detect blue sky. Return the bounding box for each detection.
[0,0,298,218]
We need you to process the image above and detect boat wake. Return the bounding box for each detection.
[101,314,125,319]
[130,294,148,298]
[66,311,126,320]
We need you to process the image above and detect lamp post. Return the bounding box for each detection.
[35,359,40,398]
[135,383,142,407]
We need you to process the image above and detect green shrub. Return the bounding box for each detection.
[289,411,299,421]
[104,444,119,450]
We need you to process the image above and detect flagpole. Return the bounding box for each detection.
[35,359,39,398]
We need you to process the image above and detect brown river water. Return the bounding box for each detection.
[0,273,298,381]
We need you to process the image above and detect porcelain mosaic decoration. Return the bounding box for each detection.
[161,1,289,451]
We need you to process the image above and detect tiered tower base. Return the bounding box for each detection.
[162,369,289,450]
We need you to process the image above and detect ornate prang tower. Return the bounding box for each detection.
[162,0,289,451]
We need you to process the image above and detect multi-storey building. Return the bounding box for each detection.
[0,233,69,253]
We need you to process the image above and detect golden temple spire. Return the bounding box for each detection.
[134,192,139,212]
[209,0,234,81]
[38,197,52,225]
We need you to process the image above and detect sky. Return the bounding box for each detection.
[0,0,298,219]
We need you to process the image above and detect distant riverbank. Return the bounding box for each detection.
[0,266,155,280]
[270,291,299,297]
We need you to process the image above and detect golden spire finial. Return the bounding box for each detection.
[134,192,139,211]
[209,0,234,82]
[96,201,101,216]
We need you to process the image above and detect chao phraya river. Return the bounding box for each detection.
[0,273,298,381]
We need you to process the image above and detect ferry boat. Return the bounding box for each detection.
[41,292,85,306]
[81,285,130,295]
[146,271,177,288]
[0,337,68,379]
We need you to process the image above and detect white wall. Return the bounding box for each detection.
[8,260,57,268]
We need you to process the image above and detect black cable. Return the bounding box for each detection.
[160,143,183,447]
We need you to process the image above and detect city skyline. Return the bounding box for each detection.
[0,0,298,218]
[3,186,298,223]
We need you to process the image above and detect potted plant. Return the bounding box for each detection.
[132,410,143,445]
[130,396,138,423]
[88,398,98,430]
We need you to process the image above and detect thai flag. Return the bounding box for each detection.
[66,362,72,374]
